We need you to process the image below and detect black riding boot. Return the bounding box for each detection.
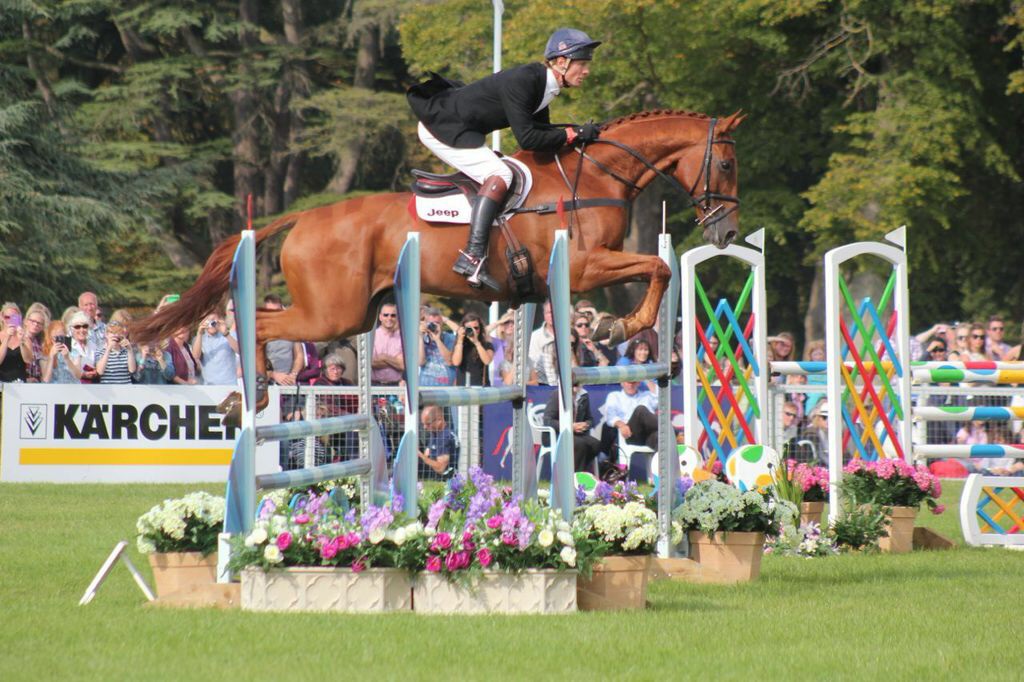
[453,175,507,291]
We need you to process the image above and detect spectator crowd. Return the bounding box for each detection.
[1,291,1021,480]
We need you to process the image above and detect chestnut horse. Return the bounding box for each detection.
[134,109,743,373]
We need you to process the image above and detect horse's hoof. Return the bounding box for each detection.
[607,319,628,347]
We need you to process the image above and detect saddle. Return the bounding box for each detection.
[409,157,532,223]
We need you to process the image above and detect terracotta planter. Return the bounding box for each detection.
[148,552,217,597]
[799,501,825,527]
[577,555,651,610]
[879,506,917,554]
[687,531,765,583]
[240,567,412,613]
[413,570,576,615]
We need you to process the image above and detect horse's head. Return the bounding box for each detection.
[671,111,745,249]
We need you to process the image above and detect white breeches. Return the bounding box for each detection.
[417,123,514,187]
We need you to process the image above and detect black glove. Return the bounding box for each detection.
[572,122,601,144]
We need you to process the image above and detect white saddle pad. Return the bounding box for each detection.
[413,158,533,224]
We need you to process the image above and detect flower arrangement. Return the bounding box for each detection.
[136,491,225,555]
[674,480,793,538]
[765,522,839,558]
[230,491,423,572]
[842,458,945,513]
[790,462,829,502]
[419,468,605,580]
[577,501,670,555]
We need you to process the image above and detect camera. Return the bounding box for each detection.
[54,335,70,347]
[465,327,475,338]
[426,322,439,334]
[208,320,218,329]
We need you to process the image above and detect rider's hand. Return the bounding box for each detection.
[572,122,600,144]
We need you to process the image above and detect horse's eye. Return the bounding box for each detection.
[719,159,733,172]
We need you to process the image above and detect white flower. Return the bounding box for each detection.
[425,527,436,538]
[136,538,156,554]
[264,545,283,564]
[537,528,555,548]
[369,527,386,545]
[560,546,577,567]
[404,522,424,538]
[245,527,268,547]
[556,530,574,547]
[393,528,407,546]
[556,520,571,533]
[269,515,289,535]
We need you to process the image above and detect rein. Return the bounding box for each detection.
[560,117,741,229]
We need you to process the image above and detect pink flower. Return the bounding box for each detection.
[293,513,310,525]
[320,537,341,560]
[276,532,292,551]
[486,515,502,529]
[435,532,452,550]
[445,552,462,572]
[501,532,517,546]
[462,530,474,544]
[425,555,442,573]
[351,557,366,573]
[346,532,361,547]
[476,548,493,568]
[932,504,946,515]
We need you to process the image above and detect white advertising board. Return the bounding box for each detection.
[1,384,280,483]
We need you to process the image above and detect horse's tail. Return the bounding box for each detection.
[132,213,300,345]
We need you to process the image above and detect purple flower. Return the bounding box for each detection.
[258,498,276,520]
[426,499,447,530]
[343,508,357,524]
[676,476,694,500]
[594,481,613,504]
[391,492,405,514]
[575,485,587,505]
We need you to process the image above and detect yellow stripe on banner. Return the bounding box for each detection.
[20,448,232,466]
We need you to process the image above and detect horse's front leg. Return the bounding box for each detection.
[572,248,671,345]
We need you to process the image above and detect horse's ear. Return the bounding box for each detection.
[721,110,746,134]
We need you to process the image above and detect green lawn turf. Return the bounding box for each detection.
[2,479,1023,681]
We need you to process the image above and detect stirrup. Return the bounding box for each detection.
[455,251,499,291]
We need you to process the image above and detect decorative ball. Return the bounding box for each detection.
[725,444,780,493]
[650,445,704,487]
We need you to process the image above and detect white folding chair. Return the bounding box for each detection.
[617,431,656,483]
[527,403,556,481]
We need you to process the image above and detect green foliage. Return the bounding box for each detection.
[830,501,890,552]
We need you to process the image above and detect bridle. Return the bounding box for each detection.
[559,117,740,229]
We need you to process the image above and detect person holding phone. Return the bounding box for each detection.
[41,320,82,384]
[0,303,34,382]
[451,312,493,386]
[191,308,239,386]
[96,310,137,384]
[65,311,100,383]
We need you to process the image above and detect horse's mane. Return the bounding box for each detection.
[601,109,711,130]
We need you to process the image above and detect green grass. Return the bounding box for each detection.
[3,480,1023,681]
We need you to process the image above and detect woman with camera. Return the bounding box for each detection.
[191,308,239,386]
[41,320,82,384]
[451,312,494,386]
[96,310,137,384]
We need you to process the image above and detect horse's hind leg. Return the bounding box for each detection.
[572,248,671,345]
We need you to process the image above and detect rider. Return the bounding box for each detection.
[407,28,602,291]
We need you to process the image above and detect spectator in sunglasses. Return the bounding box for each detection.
[371,302,404,386]
[986,315,1011,360]
[964,323,991,361]
[65,311,100,383]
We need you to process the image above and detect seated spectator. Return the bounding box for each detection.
[806,401,830,466]
[768,332,795,382]
[543,384,602,472]
[134,341,175,384]
[452,312,493,386]
[921,338,961,444]
[23,303,50,382]
[283,406,332,469]
[986,315,1011,360]
[418,405,457,480]
[191,309,239,385]
[371,302,403,386]
[574,314,614,367]
[96,310,137,384]
[419,306,456,387]
[0,303,32,383]
[604,379,660,481]
[41,320,81,384]
[321,337,360,384]
[66,311,100,383]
